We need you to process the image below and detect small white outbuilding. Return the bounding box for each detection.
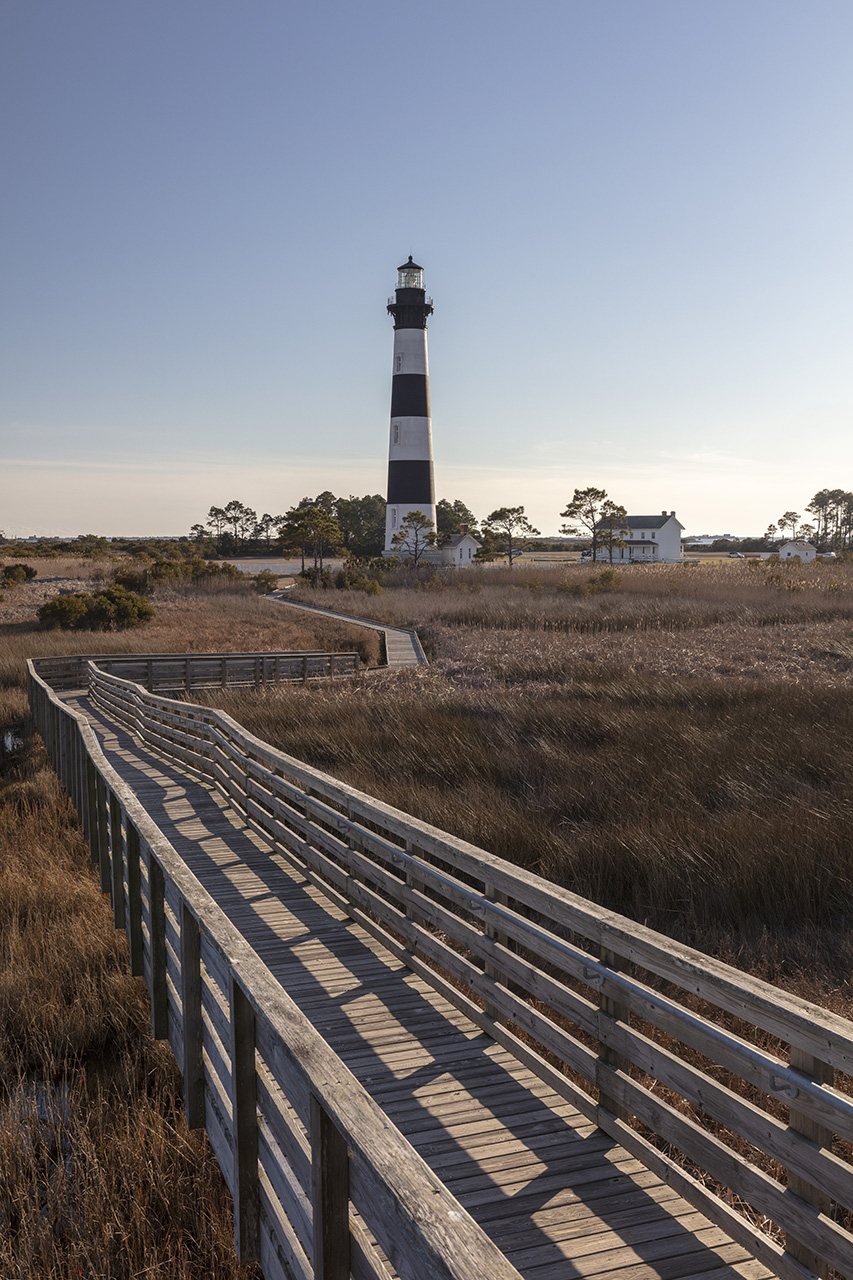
[440,531,480,566]
[778,541,817,563]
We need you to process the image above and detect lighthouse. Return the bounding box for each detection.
[384,256,437,555]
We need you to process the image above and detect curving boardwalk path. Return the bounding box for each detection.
[53,676,773,1280]
[269,593,426,668]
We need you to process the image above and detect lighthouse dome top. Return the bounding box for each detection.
[397,256,424,289]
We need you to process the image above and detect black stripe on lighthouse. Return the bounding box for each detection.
[387,459,435,505]
[390,374,431,419]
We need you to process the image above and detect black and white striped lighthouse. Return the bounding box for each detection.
[384,256,436,554]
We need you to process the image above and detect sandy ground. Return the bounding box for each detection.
[0,568,102,624]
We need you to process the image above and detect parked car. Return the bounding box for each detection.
[728,552,745,559]
[820,551,838,560]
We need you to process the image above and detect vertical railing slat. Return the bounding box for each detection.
[147,851,169,1039]
[126,821,144,976]
[180,902,205,1129]
[311,1094,351,1280]
[109,790,126,929]
[230,977,260,1262]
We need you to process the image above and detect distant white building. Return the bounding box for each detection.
[592,511,684,563]
[778,540,817,563]
[440,530,480,567]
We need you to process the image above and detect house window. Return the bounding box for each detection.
[651,531,655,538]
[391,509,397,529]
[395,354,403,373]
[393,423,400,445]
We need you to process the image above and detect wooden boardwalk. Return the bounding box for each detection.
[270,594,427,668]
[62,685,773,1280]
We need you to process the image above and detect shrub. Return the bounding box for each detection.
[112,567,150,594]
[1,564,37,587]
[37,587,155,631]
[254,569,279,594]
[37,594,91,630]
[585,568,621,594]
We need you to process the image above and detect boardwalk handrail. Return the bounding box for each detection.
[75,660,853,1280]
[32,649,359,693]
[27,661,524,1280]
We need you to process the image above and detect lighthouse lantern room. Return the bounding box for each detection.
[384,256,437,556]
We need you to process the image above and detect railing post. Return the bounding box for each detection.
[484,881,509,1019]
[311,1094,350,1280]
[147,658,153,692]
[109,791,126,929]
[126,822,144,976]
[786,1048,834,1278]
[85,758,98,857]
[148,851,169,1038]
[230,977,260,1262]
[302,655,308,684]
[596,945,632,1123]
[95,774,111,894]
[180,902,205,1129]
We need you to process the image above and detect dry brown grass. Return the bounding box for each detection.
[235,562,853,1008]
[293,558,853,638]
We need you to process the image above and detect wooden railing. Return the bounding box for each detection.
[27,661,523,1280]
[29,659,853,1280]
[32,650,359,693]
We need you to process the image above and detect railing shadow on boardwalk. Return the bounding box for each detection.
[27,649,853,1280]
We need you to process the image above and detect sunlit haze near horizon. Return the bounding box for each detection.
[2,1,851,540]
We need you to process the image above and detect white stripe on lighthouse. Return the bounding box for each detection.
[392,328,429,374]
[389,416,434,459]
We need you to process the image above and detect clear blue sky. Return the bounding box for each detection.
[2,0,851,538]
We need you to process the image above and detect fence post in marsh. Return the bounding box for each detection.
[147,658,154,691]
[109,790,126,929]
[180,901,205,1130]
[596,945,632,1124]
[185,658,192,694]
[95,774,111,895]
[311,1094,350,1280]
[221,656,228,688]
[254,655,261,689]
[302,654,309,684]
[147,850,169,1039]
[229,976,260,1262]
[126,821,144,976]
[785,1048,834,1278]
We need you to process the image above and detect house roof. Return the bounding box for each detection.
[444,532,480,547]
[595,514,683,531]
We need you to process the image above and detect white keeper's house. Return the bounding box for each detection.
[592,511,684,563]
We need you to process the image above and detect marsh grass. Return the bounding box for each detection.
[293,559,853,638]
[231,562,853,1004]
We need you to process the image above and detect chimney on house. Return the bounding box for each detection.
[459,524,468,536]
